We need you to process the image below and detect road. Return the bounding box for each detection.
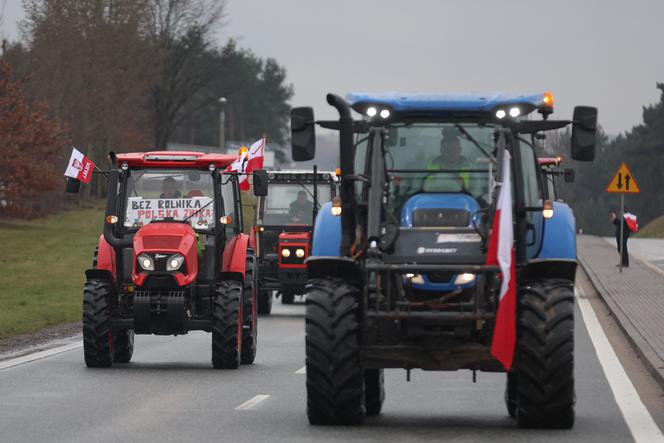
[1,285,663,443]
[606,237,664,273]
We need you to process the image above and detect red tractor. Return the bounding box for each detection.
[66,151,268,368]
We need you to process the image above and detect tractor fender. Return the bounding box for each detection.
[85,268,114,282]
[248,226,257,250]
[96,235,116,278]
[306,257,362,284]
[523,259,577,282]
[222,233,249,278]
[311,202,341,257]
[538,201,576,261]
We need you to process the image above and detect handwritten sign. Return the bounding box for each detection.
[124,197,214,229]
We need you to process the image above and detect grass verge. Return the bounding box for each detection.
[637,214,664,238]
[0,205,104,338]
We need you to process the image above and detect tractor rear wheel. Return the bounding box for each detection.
[83,279,114,368]
[505,372,518,418]
[257,290,273,315]
[364,369,385,416]
[305,278,364,425]
[516,279,575,429]
[241,270,257,365]
[212,280,242,369]
[281,291,295,305]
[113,330,134,363]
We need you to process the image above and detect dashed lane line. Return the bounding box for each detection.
[295,366,306,374]
[576,287,664,442]
[235,395,271,410]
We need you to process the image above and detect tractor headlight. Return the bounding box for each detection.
[295,248,305,258]
[167,254,185,271]
[406,273,425,285]
[281,248,291,258]
[138,254,154,271]
[454,273,476,285]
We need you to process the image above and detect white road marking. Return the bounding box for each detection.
[576,287,664,442]
[295,365,306,374]
[0,341,82,371]
[235,394,271,410]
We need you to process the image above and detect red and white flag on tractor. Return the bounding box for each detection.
[64,147,95,184]
[486,151,517,370]
[624,212,639,232]
[225,138,265,191]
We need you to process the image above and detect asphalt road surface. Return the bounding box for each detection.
[1,285,663,443]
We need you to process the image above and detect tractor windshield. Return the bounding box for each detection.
[262,183,332,225]
[122,169,216,231]
[385,123,496,214]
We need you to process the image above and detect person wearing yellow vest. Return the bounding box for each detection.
[424,128,471,192]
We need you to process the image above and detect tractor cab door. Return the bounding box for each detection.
[514,140,544,261]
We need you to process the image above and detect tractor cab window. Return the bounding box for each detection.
[123,169,216,231]
[262,183,332,225]
[385,123,495,217]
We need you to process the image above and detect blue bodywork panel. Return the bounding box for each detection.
[401,193,481,292]
[311,202,341,257]
[537,201,577,260]
[346,92,550,114]
[400,193,482,228]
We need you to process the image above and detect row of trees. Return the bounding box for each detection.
[0,0,293,217]
[554,84,664,235]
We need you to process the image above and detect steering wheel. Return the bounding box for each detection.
[418,172,468,194]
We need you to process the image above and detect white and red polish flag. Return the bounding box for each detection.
[624,212,639,232]
[225,148,249,190]
[486,151,517,370]
[64,147,95,184]
[246,137,265,174]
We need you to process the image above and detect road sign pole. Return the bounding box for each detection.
[619,193,624,274]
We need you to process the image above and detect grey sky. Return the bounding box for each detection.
[3,0,664,134]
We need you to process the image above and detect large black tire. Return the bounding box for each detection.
[516,279,575,429]
[364,369,385,416]
[305,278,365,425]
[281,291,295,305]
[505,372,518,418]
[257,290,273,315]
[113,330,134,363]
[241,262,257,365]
[83,279,114,368]
[212,280,242,369]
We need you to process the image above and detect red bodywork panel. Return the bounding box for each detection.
[115,151,235,169]
[538,157,562,167]
[278,232,310,269]
[96,235,116,278]
[222,233,249,278]
[132,223,198,287]
[248,226,256,250]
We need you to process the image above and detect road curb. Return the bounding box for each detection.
[577,254,664,391]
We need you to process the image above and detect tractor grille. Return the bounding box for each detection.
[427,272,454,283]
[142,235,182,250]
[412,209,469,227]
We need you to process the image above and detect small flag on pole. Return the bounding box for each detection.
[64,148,95,184]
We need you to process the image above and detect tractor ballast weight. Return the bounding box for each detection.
[69,151,267,368]
[291,92,597,427]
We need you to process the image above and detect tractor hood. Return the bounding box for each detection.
[132,222,198,287]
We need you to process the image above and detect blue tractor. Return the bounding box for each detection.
[292,92,597,428]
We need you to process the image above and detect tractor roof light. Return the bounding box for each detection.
[379,109,391,119]
[238,146,248,156]
[543,200,554,219]
[509,106,521,118]
[496,109,506,119]
[366,106,378,117]
[335,168,341,177]
[543,91,554,108]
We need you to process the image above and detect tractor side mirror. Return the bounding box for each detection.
[291,107,316,161]
[564,168,575,183]
[66,177,81,194]
[252,169,268,197]
[571,106,597,161]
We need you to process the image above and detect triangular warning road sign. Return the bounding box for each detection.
[606,162,640,194]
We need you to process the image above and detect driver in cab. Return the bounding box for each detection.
[289,190,313,223]
[160,177,182,198]
[425,128,471,191]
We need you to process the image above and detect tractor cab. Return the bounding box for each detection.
[254,170,337,312]
[68,150,268,368]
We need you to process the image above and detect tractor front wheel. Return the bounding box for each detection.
[516,279,575,429]
[113,330,134,363]
[364,369,385,416]
[281,291,295,305]
[305,278,365,425]
[212,280,242,369]
[83,279,114,368]
[257,290,273,315]
[241,271,257,365]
